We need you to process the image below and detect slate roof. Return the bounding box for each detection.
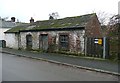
[5,13,96,33]
[0,20,16,28]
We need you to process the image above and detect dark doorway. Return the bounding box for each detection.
[0,40,6,48]
[26,34,32,50]
[39,34,48,50]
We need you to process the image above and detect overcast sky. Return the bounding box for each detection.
[0,0,119,23]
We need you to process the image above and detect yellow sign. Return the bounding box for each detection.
[98,39,102,45]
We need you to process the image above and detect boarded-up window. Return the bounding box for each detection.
[59,34,69,50]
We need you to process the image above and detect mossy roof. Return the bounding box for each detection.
[4,24,30,33]
[5,13,96,33]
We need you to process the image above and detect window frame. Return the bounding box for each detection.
[59,33,69,51]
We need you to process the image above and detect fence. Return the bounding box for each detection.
[85,37,109,59]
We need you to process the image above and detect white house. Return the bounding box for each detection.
[0,19,16,40]
[4,23,29,49]
[0,18,17,47]
[0,17,25,47]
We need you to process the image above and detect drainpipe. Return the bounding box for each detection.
[18,33,21,50]
[84,37,87,56]
[103,37,106,59]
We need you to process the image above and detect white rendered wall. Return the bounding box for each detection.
[5,33,18,49]
[0,28,10,40]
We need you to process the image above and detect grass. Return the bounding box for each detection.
[6,13,95,33]
[5,47,120,63]
[31,49,119,63]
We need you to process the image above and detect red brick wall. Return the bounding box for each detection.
[85,15,102,38]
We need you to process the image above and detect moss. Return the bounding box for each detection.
[35,13,93,29]
[52,51,85,57]
[6,27,25,33]
[30,49,43,53]
[5,13,95,33]
[48,44,57,52]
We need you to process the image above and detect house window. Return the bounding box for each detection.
[59,34,69,50]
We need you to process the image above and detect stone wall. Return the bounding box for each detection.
[20,30,85,53]
[0,28,10,40]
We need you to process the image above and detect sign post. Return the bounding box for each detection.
[94,39,98,44]
[94,38,102,45]
[103,37,106,59]
[98,39,102,45]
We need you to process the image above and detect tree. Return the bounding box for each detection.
[107,14,120,35]
[107,14,120,60]
[108,14,120,25]
[49,12,60,20]
[96,11,111,25]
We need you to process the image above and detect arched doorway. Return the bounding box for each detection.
[26,34,32,50]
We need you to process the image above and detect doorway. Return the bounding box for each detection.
[26,34,32,50]
[39,34,48,50]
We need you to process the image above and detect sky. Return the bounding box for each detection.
[0,0,119,23]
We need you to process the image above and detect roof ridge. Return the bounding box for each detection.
[36,13,96,22]
[5,13,96,33]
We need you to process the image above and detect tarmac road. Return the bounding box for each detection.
[1,48,119,74]
[2,53,119,81]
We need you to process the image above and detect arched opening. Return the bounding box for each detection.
[26,34,32,50]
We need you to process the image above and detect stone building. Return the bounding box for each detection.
[5,13,102,54]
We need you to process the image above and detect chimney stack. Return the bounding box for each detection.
[11,17,15,22]
[30,17,34,23]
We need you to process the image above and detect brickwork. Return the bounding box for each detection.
[85,15,102,38]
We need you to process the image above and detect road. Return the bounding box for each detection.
[2,53,119,81]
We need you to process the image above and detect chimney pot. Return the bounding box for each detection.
[30,17,34,23]
[11,17,15,22]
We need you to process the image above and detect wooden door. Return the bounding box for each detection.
[39,34,48,50]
